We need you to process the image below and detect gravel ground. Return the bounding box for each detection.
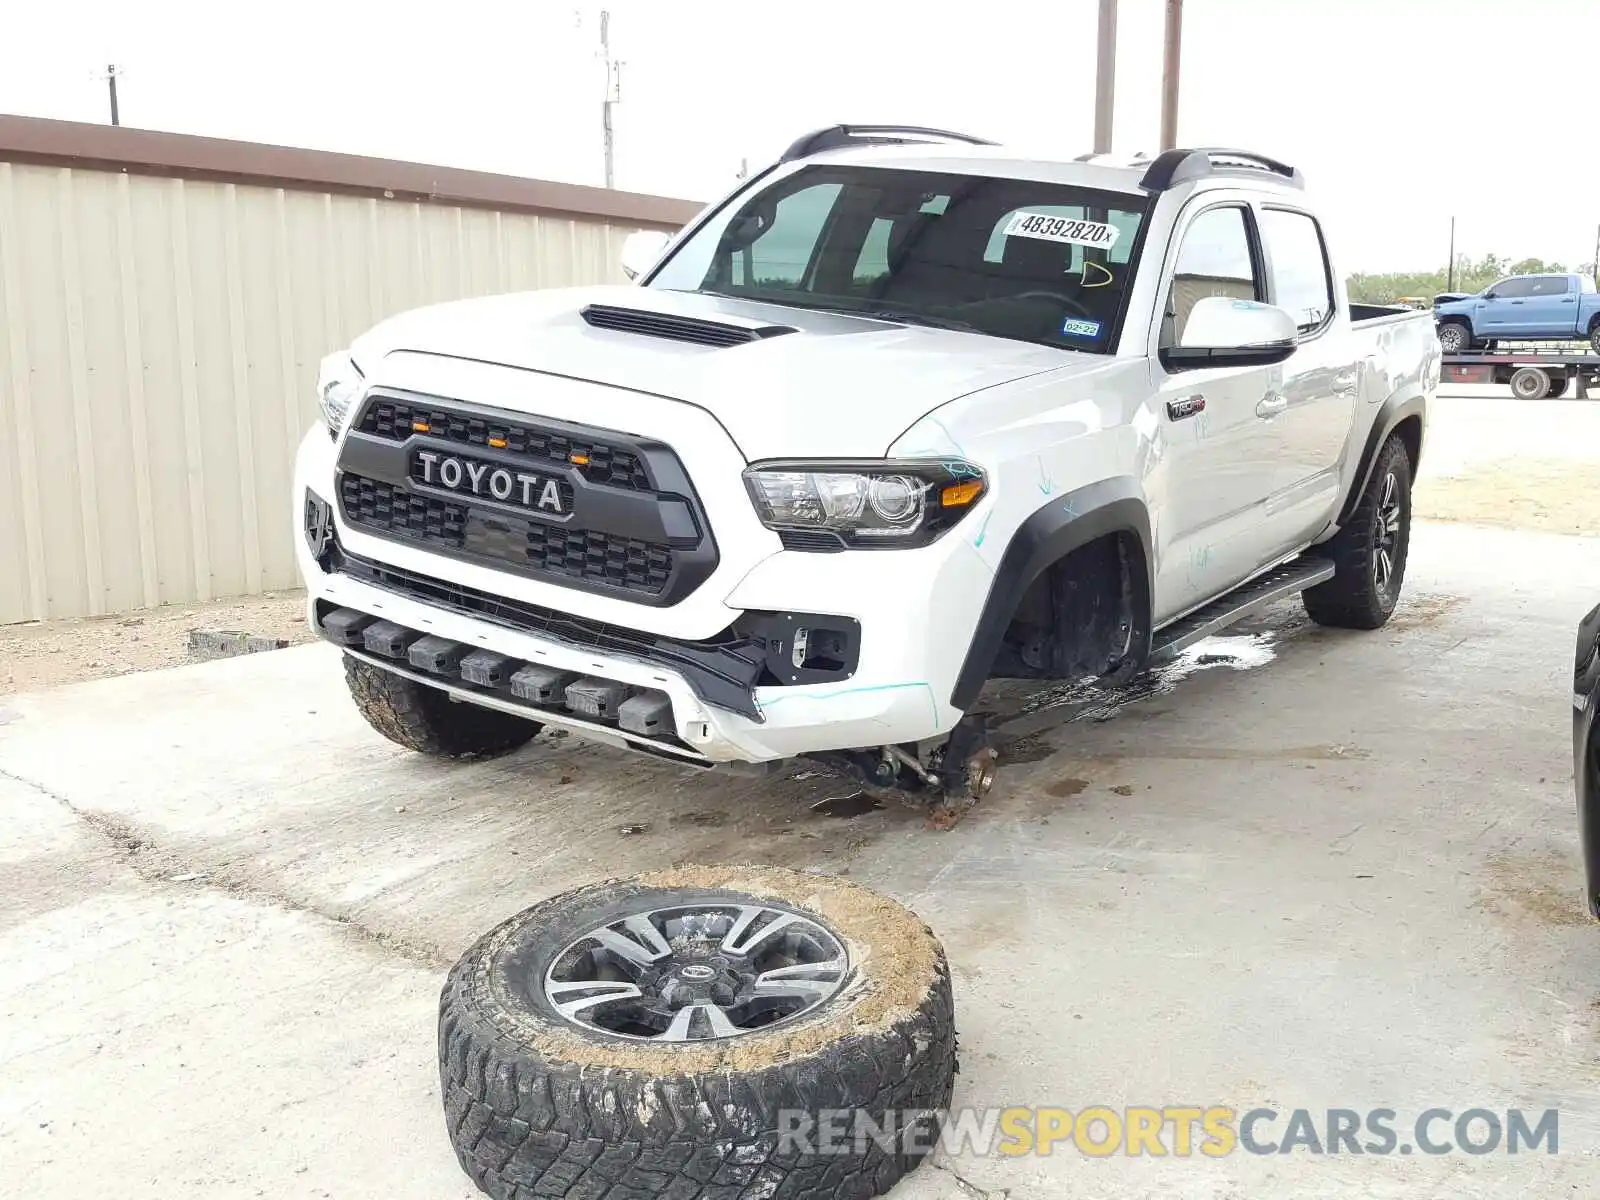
[1413,456,1597,537]
[0,592,313,697]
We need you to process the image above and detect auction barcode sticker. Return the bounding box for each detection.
[1003,211,1120,249]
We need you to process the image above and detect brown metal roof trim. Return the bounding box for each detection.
[0,114,705,229]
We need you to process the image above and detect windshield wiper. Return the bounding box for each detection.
[858,307,980,333]
[686,290,980,332]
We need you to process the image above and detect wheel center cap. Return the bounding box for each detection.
[678,963,715,981]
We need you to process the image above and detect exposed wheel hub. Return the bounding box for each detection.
[544,903,848,1041]
[936,714,1000,802]
[1373,470,1402,596]
[965,745,999,797]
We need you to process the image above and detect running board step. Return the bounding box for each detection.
[1148,556,1335,665]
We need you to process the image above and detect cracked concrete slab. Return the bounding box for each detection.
[3,520,1600,1198]
[0,774,475,1199]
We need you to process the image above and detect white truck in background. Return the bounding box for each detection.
[295,128,1440,808]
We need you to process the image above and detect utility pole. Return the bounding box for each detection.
[1093,0,1117,154]
[1447,217,1456,291]
[599,10,621,189]
[1159,0,1183,151]
[105,63,122,127]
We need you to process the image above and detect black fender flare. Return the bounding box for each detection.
[1336,391,1426,528]
[950,477,1153,711]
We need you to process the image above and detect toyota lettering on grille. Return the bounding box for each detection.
[413,450,566,514]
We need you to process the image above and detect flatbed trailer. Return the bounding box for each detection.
[1439,344,1600,400]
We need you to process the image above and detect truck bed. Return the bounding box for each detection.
[1350,302,1425,327]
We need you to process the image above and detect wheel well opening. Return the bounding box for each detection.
[1587,313,1600,334]
[988,531,1147,684]
[1391,413,1422,476]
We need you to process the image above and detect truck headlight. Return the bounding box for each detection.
[743,460,987,549]
[316,352,364,440]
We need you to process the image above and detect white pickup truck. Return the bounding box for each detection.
[295,128,1440,806]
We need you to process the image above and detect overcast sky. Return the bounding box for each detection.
[5,0,1597,274]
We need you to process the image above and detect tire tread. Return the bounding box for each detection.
[344,655,539,759]
[1303,435,1412,630]
[438,884,957,1200]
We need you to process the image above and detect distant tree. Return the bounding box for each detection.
[1345,252,1577,305]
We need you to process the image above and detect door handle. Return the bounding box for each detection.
[1563,297,1577,303]
[1510,299,1525,305]
[1256,393,1287,419]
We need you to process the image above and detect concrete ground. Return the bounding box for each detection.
[5,392,1600,1198]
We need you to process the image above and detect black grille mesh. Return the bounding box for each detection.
[357,400,650,491]
[339,474,672,596]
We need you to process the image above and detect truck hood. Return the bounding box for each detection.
[350,285,1079,460]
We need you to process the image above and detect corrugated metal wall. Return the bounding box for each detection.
[0,161,649,624]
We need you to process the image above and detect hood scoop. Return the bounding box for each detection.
[579,303,798,348]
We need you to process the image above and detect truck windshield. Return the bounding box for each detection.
[646,164,1151,354]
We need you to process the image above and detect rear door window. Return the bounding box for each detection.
[1526,275,1571,296]
[1259,208,1334,333]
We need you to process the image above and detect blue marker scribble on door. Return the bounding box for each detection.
[1036,458,1053,496]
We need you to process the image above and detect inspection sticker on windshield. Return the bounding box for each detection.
[1060,317,1102,340]
[1003,211,1121,249]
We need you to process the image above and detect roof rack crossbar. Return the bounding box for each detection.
[1139,147,1304,192]
[779,124,998,164]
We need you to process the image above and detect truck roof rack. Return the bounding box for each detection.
[778,124,998,164]
[1138,147,1304,191]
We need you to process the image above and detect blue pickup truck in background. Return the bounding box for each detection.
[1434,273,1600,353]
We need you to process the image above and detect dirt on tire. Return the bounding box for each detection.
[344,654,540,758]
[438,865,956,1200]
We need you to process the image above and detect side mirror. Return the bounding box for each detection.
[620,229,672,281]
[1483,291,1497,300]
[1161,297,1299,370]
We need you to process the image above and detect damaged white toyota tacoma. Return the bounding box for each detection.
[295,127,1439,806]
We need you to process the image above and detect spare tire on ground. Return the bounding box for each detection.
[439,865,957,1200]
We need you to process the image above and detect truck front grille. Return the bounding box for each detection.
[340,474,674,596]
[357,399,650,491]
[335,390,719,606]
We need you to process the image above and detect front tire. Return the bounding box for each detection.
[1437,321,1472,353]
[439,866,957,1200]
[343,655,540,758]
[1303,435,1412,630]
[1589,324,1600,355]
